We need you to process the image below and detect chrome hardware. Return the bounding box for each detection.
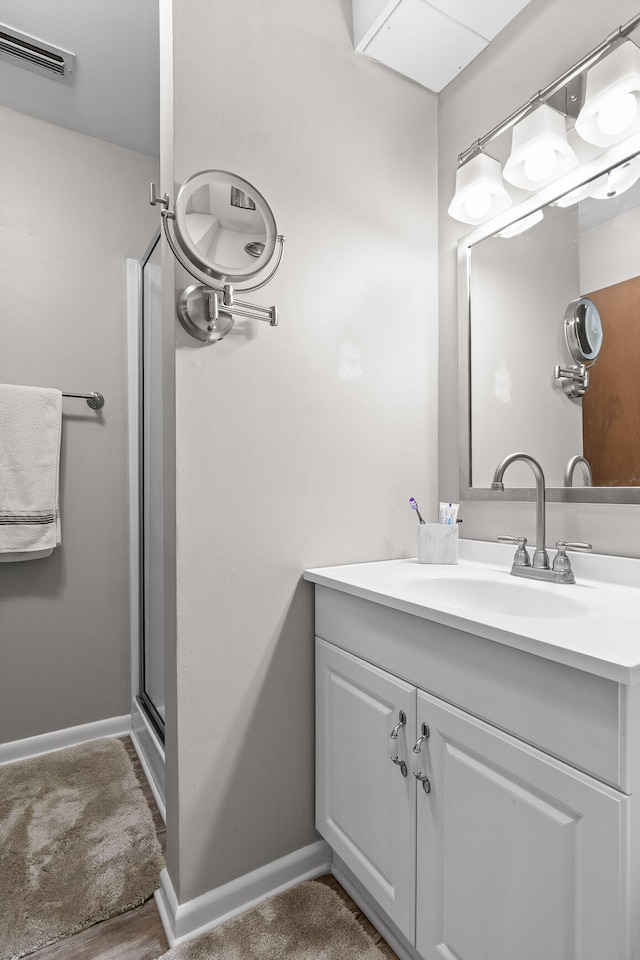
[564,455,593,487]
[62,391,104,410]
[557,540,593,552]
[497,535,531,567]
[554,362,589,399]
[492,453,550,573]
[149,182,169,209]
[389,710,408,777]
[412,723,431,794]
[555,298,603,401]
[178,285,234,343]
[245,241,265,258]
[456,11,640,168]
[151,172,285,345]
[551,541,593,583]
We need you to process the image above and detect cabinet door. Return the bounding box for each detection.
[415,690,629,960]
[316,637,416,940]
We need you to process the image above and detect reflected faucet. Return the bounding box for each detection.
[564,455,593,487]
[491,452,549,569]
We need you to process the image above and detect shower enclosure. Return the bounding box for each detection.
[127,234,165,812]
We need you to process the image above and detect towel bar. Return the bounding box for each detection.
[62,391,104,410]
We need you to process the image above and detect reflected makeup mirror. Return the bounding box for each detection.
[564,297,603,364]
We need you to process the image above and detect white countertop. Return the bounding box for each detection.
[304,539,640,684]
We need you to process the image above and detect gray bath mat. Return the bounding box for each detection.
[157,880,387,960]
[0,737,164,959]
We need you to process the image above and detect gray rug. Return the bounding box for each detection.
[0,737,164,959]
[157,881,387,960]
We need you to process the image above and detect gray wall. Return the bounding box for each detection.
[164,0,438,903]
[0,106,159,743]
[438,0,640,555]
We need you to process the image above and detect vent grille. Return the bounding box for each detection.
[0,24,75,84]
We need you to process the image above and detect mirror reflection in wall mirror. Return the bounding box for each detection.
[564,296,603,364]
[553,296,603,402]
[461,149,640,502]
[173,169,277,283]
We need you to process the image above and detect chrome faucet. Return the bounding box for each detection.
[491,451,592,583]
[564,455,593,487]
[492,452,549,569]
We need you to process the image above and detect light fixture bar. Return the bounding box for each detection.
[458,12,640,166]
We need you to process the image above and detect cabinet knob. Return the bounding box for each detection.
[389,710,408,777]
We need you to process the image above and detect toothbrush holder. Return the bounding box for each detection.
[417,523,458,564]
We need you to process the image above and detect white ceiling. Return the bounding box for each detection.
[0,0,159,157]
[354,0,534,92]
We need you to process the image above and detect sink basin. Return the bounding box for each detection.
[400,576,588,619]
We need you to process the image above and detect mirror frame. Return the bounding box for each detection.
[458,129,640,505]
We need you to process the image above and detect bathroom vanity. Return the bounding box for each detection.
[305,541,640,960]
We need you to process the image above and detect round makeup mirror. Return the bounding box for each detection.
[173,170,278,283]
[564,296,603,364]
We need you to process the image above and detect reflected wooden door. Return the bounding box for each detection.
[584,276,640,486]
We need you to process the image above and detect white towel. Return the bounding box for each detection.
[0,384,62,558]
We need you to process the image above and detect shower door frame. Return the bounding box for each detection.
[126,233,166,818]
[136,232,165,741]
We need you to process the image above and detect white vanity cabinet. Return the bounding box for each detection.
[312,582,633,960]
[316,638,416,939]
[414,689,626,960]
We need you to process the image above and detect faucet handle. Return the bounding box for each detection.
[497,535,531,567]
[552,541,592,575]
[555,540,592,552]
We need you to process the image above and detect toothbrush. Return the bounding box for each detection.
[409,498,425,524]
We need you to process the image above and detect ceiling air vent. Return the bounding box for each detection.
[0,24,75,85]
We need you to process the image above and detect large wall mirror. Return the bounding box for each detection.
[459,134,640,504]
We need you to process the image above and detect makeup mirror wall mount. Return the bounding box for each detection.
[150,170,285,344]
[459,134,640,503]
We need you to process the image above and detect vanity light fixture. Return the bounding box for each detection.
[503,104,577,190]
[575,41,640,147]
[449,12,640,226]
[447,152,512,225]
[497,208,543,239]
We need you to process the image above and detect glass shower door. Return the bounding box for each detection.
[139,236,165,739]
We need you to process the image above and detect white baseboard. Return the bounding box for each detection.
[0,714,131,766]
[155,839,332,948]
